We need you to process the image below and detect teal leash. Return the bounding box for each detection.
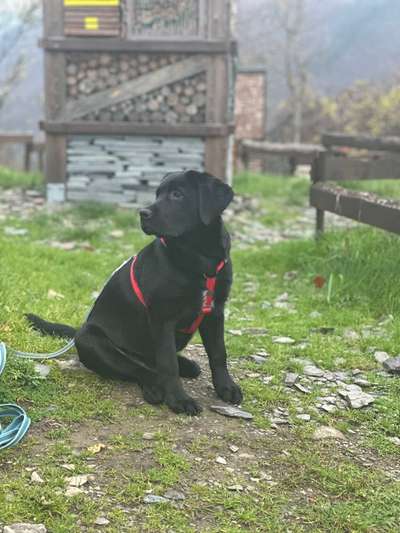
[0,340,75,450]
[0,342,31,449]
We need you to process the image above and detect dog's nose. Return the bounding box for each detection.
[140,208,152,220]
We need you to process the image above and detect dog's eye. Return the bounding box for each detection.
[170,190,183,201]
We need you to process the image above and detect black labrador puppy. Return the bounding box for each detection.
[27,170,242,415]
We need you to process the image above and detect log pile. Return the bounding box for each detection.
[66,53,207,123]
[66,135,205,205]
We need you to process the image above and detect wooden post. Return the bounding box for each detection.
[311,153,325,238]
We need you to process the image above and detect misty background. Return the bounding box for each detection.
[0,0,399,140]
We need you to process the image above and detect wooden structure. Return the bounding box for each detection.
[239,140,324,175]
[311,133,400,236]
[0,133,45,173]
[235,66,267,141]
[40,0,235,204]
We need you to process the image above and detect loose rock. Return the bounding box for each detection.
[312,426,346,440]
[272,336,295,345]
[338,385,375,409]
[284,372,299,386]
[143,494,169,504]
[30,471,44,484]
[94,517,110,526]
[4,525,46,533]
[163,489,185,501]
[210,405,253,420]
[374,351,390,364]
[382,356,400,375]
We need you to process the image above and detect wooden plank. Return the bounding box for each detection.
[46,135,67,183]
[63,55,208,120]
[41,121,230,137]
[40,37,234,54]
[45,53,66,120]
[64,0,120,5]
[320,153,400,181]
[241,140,325,157]
[310,183,400,235]
[322,132,400,153]
[208,0,230,39]
[205,137,228,178]
[0,133,33,143]
[43,0,64,38]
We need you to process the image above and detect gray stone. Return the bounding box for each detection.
[374,351,390,364]
[164,489,186,501]
[34,364,50,378]
[383,356,400,375]
[320,404,336,414]
[284,372,299,386]
[94,517,110,526]
[296,414,311,422]
[4,525,47,533]
[304,365,325,378]
[143,494,170,504]
[249,355,268,364]
[210,405,253,420]
[272,336,295,345]
[338,386,375,409]
[312,426,346,440]
[294,383,311,394]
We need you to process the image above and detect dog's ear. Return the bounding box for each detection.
[187,170,234,225]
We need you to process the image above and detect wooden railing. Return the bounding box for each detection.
[310,133,400,236]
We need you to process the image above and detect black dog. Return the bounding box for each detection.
[27,170,242,415]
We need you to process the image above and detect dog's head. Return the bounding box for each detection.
[139,170,234,238]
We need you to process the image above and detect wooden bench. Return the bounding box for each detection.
[0,133,45,173]
[239,140,325,175]
[311,133,400,236]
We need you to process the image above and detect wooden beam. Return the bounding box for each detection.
[322,132,400,153]
[241,140,325,157]
[319,153,400,181]
[0,133,33,143]
[40,121,231,137]
[39,37,234,54]
[310,183,400,235]
[43,0,64,38]
[46,135,67,183]
[63,56,208,120]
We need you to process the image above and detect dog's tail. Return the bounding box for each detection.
[25,313,77,339]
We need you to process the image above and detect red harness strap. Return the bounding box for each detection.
[129,254,226,335]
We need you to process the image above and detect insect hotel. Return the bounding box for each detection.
[41,0,236,204]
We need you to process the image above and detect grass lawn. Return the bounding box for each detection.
[0,169,400,532]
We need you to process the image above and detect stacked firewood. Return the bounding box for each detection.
[66,53,207,123]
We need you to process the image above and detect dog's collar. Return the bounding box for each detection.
[130,248,226,335]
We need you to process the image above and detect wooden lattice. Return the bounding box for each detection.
[127,0,202,38]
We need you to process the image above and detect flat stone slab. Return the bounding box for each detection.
[313,426,346,440]
[3,525,47,533]
[383,356,400,374]
[210,405,253,420]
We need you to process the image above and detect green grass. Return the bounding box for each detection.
[1,171,400,532]
[0,166,43,190]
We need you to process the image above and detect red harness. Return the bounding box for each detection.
[129,247,226,335]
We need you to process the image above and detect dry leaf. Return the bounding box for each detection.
[47,289,65,300]
[313,276,326,289]
[87,443,106,454]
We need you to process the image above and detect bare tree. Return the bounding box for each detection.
[270,0,309,143]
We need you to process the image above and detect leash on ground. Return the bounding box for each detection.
[0,340,75,450]
[0,255,133,450]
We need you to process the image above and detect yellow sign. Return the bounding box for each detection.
[85,17,99,30]
[64,0,120,6]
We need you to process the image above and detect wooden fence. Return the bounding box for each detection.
[41,0,235,204]
[0,133,45,173]
[239,140,324,175]
[310,133,400,236]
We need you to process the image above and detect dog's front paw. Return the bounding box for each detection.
[165,392,202,416]
[142,383,164,405]
[215,379,243,405]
